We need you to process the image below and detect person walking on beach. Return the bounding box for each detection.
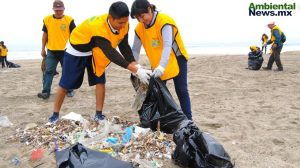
[130,0,193,120]
[48,1,150,124]
[38,0,75,99]
[0,41,8,68]
[263,22,285,71]
[261,33,268,54]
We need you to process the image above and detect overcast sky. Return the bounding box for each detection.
[0,0,299,51]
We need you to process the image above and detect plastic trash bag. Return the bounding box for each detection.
[6,61,21,68]
[248,51,264,70]
[130,74,149,111]
[173,120,234,168]
[0,116,13,127]
[55,143,132,168]
[133,76,187,134]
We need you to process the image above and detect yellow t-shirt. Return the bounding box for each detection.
[43,15,74,50]
[70,14,129,77]
[0,46,8,57]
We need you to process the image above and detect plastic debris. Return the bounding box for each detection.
[61,112,86,123]
[30,148,44,161]
[11,156,20,167]
[0,116,13,127]
[11,117,174,166]
[24,123,38,131]
[106,137,119,144]
[122,126,133,144]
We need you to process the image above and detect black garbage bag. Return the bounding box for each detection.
[55,143,133,168]
[6,61,21,68]
[131,76,233,167]
[173,120,234,168]
[248,51,263,70]
[134,76,187,134]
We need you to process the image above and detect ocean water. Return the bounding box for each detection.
[7,43,300,60]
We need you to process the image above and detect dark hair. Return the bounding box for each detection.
[131,0,156,18]
[109,1,129,19]
[0,41,6,48]
[261,33,268,41]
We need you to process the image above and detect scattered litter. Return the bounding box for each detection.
[11,156,20,167]
[122,126,133,144]
[30,148,44,161]
[25,123,38,131]
[10,117,175,167]
[106,137,119,144]
[0,116,13,127]
[61,112,86,123]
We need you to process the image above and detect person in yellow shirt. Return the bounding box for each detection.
[0,41,8,68]
[38,0,75,99]
[131,0,192,120]
[261,33,268,54]
[48,1,150,124]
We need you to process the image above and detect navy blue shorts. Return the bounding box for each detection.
[59,52,106,90]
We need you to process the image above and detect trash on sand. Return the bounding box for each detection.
[30,148,44,161]
[0,116,13,127]
[61,112,86,123]
[11,117,174,167]
[11,156,20,167]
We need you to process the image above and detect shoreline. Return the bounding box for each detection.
[7,50,300,62]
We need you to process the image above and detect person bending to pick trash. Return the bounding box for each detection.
[48,1,150,124]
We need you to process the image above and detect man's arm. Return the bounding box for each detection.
[93,36,152,84]
[118,34,135,63]
[41,22,48,57]
[69,20,76,32]
[94,36,132,70]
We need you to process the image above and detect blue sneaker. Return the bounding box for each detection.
[48,114,59,124]
[67,90,74,97]
[94,113,106,121]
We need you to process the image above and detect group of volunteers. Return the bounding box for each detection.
[40,0,193,124]
[248,21,285,71]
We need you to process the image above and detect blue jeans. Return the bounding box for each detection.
[166,56,192,120]
[42,50,64,93]
[1,57,8,68]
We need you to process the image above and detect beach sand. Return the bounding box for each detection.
[0,51,300,167]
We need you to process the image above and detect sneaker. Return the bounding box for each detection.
[94,113,106,121]
[262,67,272,70]
[48,114,59,124]
[67,90,74,97]
[37,92,50,99]
[274,68,283,71]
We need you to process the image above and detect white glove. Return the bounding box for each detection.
[151,65,165,78]
[136,68,151,85]
[135,64,142,69]
[132,64,142,77]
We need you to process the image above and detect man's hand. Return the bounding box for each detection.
[136,68,151,85]
[41,49,46,58]
[272,43,277,49]
[151,65,165,78]
[41,58,46,72]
